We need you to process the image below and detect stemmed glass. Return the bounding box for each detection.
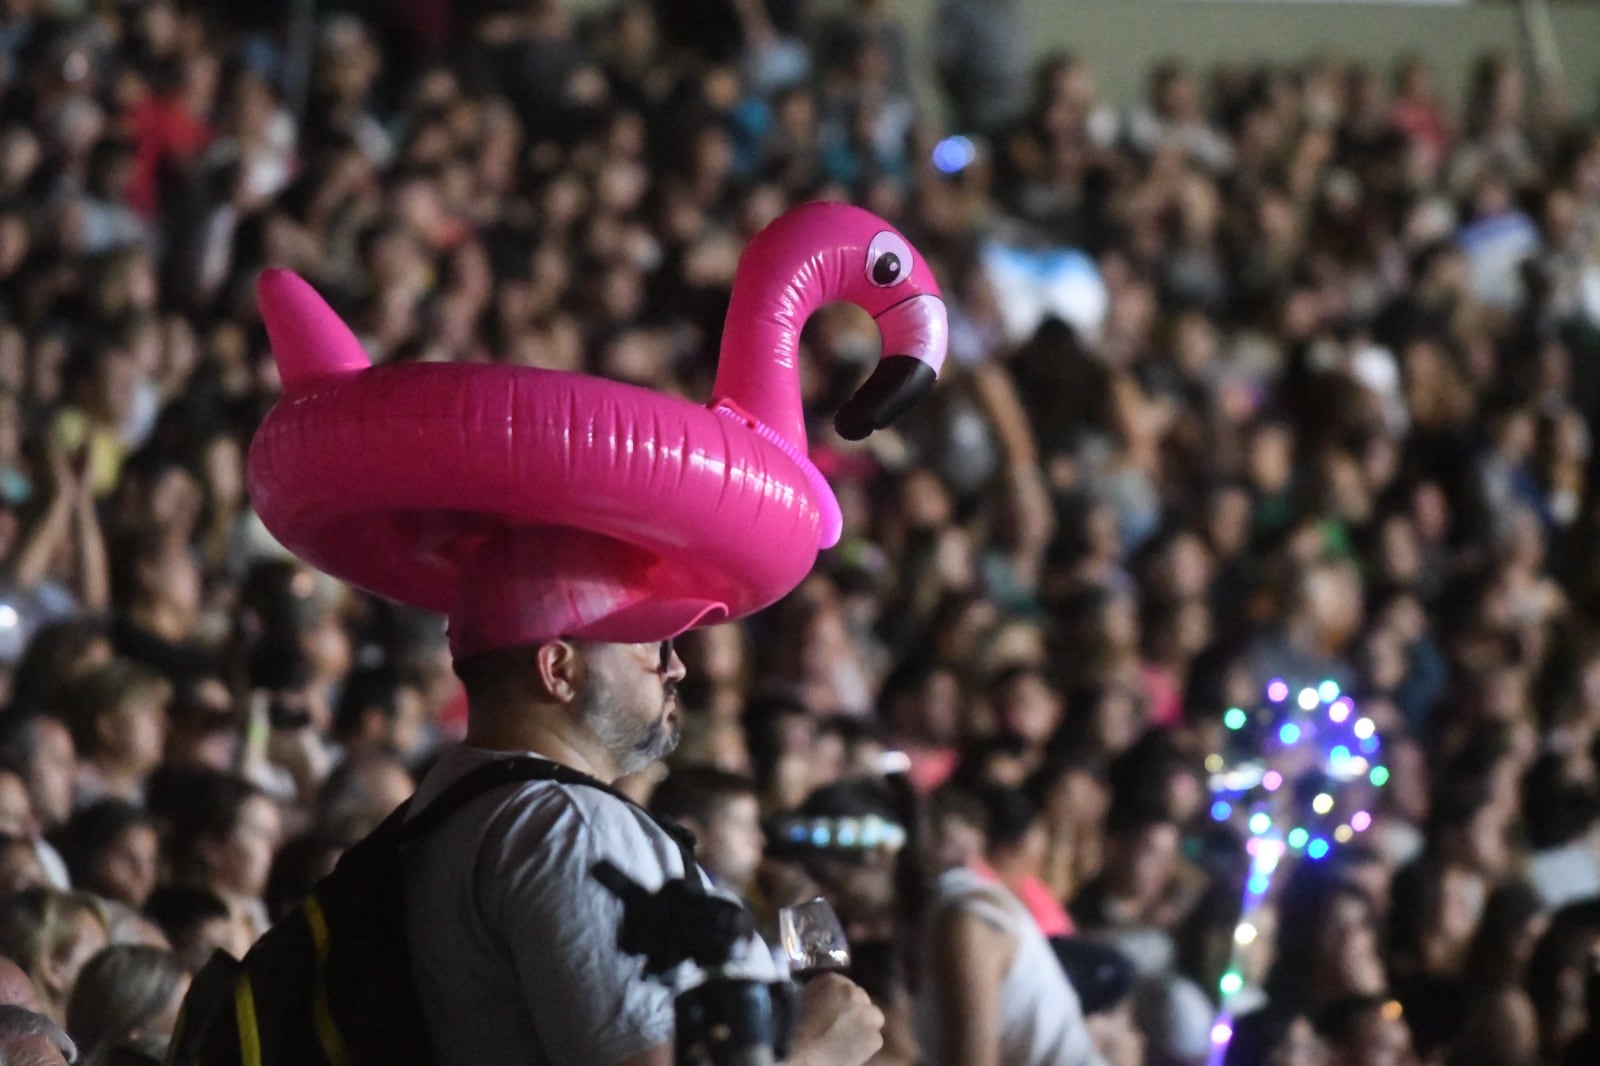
[777,897,851,981]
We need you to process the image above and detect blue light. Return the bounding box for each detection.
[1359,736,1380,755]
[932,136,977,174]
[1249,812,1272,834]
[1330,745,1350,764]
[1247,874,1270,896]
[1307,838,1330,860]
[1287,828,1309,849]
[810,825,831,847]
[1211,801,1232,822]
[1224,708,1248,730]
[788,824,808,842]
[1279,723,1301,745]
[1318,680,1341,702]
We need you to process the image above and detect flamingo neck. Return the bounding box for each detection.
[711,208,874,450]
[711,281,813,449]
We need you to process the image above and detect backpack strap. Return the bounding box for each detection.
[398,754,704,893]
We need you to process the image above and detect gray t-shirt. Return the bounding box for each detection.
[404,746,778,1066]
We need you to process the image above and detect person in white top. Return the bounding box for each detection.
[920,791,1105,1066]
[921,864,1106,1066]
[404,635,885,1066]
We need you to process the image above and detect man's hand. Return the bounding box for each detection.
[788,973,885,1066]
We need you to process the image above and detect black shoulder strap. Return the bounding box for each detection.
[398,754,704,894]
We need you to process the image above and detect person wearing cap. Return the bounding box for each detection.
[400,533,884,1066]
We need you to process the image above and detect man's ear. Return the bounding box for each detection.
[535,641,582,704]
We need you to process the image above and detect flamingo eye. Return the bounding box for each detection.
[866,232,914,287]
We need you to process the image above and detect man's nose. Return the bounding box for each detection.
[666,648,687,684]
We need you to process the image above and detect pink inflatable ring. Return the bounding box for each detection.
[247,202,947,657]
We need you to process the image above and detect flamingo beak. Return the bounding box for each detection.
[833,356,937,441]
[833,293,947,441]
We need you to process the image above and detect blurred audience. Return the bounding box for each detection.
[0,1,1585,1062]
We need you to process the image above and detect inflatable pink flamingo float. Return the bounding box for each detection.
[247,202,947,657]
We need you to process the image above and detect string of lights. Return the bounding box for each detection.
[1203,678,1388,1063]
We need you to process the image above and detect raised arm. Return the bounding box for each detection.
[10,439,76,591]
[69,459,109,612]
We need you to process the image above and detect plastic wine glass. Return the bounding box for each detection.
[778,897,851,981]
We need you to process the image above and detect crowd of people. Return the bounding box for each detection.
[0,0,1589,1063]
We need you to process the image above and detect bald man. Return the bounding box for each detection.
[0,1004,75,1064]
[0,956,41,1010]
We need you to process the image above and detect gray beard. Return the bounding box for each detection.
[584,678,680,776]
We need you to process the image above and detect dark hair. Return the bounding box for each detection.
[1025,748,1107,811]
[1426,773,1496,840]
[974,785,1039,852]
[246,632,312,692]
[332,667,401,742]
[1223,1005,1309,1066]
[928,784,987,832]
[90,1042,166,1066]
[108,527,181,608]
[143,885,230,946]
[449,643,523,693]
[1521,753,1597,849]
[9,619,108,713]
[1267,864,1374,1009]
[0,888,108,994]
[0,711,64,779]
[1181,643,1245,723]
[1314,994,1401,1047]
[875,654,940,719]
[650,766,757,825]
[314,750,412,841]
[264,833,344,923]
[50,800,155,893]
[239,561,329,638]
[740,692,811,790]
[65,945,185,1056]
[948,732,1031,792]
[797,777,899,822]
[987,664,1049,698]
[1464,880,1544,987]
[1103,803,1177,840]
[815,713,885,752]
[60,659,170,757]
[85,136,135,199]
[1106,732,1199,826]
[147,768,265,878]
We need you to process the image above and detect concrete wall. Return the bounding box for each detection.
[1009,1,1600,112]
[821,0,1600,121]
[558,0,1600,122]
